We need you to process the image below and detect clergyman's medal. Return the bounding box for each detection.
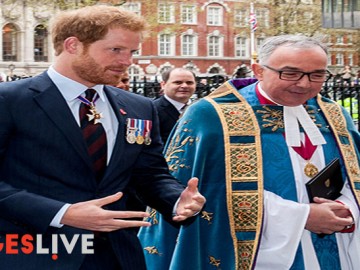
[291,133,319,178]
[304,162,319,178]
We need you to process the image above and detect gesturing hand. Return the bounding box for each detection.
[173,177,206,222]
[61,192,150,232]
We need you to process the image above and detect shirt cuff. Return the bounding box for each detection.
[335,200,355,233]
[50,203,71,228]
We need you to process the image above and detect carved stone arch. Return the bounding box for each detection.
[206,63,226,75]
[207,29,224,38]
[183,61,200,74]
[201,0,231,12]
[158,62,175,77]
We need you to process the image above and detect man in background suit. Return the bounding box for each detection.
[0,5,205,270]
[154,68,196,143]
[116,70,130,91]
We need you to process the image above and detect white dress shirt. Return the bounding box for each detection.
[47,66,119,227]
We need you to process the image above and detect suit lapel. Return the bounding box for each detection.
[102,87,127,181]
[31,72,92,169]
[161,96,180,121]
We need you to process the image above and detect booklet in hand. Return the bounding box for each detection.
[305,158,344,203]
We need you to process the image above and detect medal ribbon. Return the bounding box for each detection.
[78,92,100,107]
[288,133,317,161]
[144,120,152,138]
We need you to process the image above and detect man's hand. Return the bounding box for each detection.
[305,197,354,234]
[173,177,206,222]
[61,192,150,232]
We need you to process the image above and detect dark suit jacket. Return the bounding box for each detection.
[0,72,184,270]
[153,96,180,144]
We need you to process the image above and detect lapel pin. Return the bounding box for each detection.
[120,108,127,115]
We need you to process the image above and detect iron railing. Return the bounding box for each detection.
[4,75,360,130]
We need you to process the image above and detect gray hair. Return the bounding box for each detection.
[257,35,328,65]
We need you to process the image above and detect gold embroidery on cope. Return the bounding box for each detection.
[144,246,161,255]
[201,211,213,224]
[221,104,255,136]
[212,95,263,270]
[318,96,360,208]
[256,106,284,131]
[238,241,255,270]
[232,144,258,180]
[256,105,322,131]
[233,192,259,231]
[208,256,221,268]
[148,208,158,225]
[165,123,198,173]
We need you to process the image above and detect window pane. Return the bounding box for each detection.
[3,24,17,61]
[235,37,247,57]
[34,25,48,62]
[207,7,222,26]
[234,9,248,27]
[158,3,174,23]
[182,35,195,56]
[181,5,196,24]
[208,36,220,56]
[159,34,172,55]
[122,3,141,15]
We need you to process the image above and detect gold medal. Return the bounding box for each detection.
[136,135,144,145]
[304,162,319,177]
[144,136,151,145]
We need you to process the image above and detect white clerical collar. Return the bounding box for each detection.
[258,84,326,147]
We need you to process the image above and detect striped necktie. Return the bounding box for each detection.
[79,89,107,182]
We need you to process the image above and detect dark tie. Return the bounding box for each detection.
[79,89,107,182]
[180,104,188,113]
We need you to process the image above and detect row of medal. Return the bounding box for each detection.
[126,118,152,145]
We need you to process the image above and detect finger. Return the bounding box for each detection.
[95,220,152,232]
[110,210,150,219]
[186,177,199,193]
[313,197,333,203]
[93,192,123,207]
[112,220,151,229]
[336,216,354,225]
[329,203,350,211]
[172,215,187,222]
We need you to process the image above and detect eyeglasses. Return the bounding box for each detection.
[263,65,332,82]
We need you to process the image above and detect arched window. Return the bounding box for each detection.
[2,23,18,61]
[209,67,220,73]
[34,25,48,62]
